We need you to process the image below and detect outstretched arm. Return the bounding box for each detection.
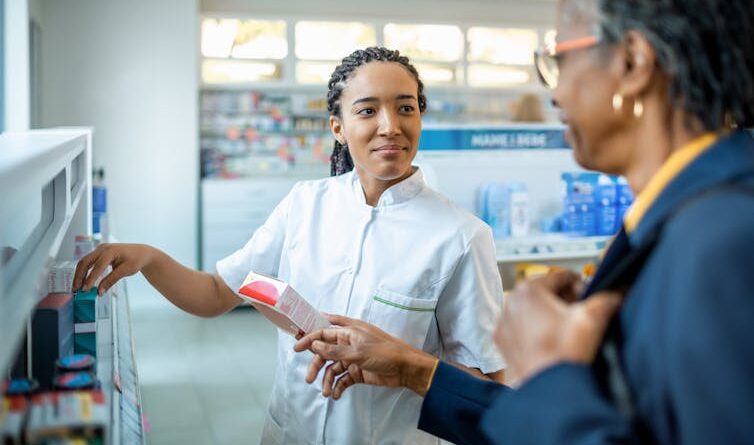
[73,243,240,317]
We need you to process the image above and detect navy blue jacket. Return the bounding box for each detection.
[418,130,754,445]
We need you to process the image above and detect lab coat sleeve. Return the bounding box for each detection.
[434,225,505,373]
[215,185,295,294]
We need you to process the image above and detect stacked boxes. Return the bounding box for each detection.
[73,289,98,357]
[31,294,74,390]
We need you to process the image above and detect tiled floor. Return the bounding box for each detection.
[128,276,277,445]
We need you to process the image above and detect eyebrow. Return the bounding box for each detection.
[351,94,418,106]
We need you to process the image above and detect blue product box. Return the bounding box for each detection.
[74,333,97,357]
[92,185,107,213]
[595,174,618,235]
[74,288,97,323]
[486,183,512,238]
[561,172,598,236]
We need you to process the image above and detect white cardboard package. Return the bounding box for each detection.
[237,271,329,336]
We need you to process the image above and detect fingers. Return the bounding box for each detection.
[323,313,363,328]
[294,327,346,353]
[322,361,346,397]
[332,372,356,400]
[82,253,113,292]
[72,247,103,292]
[581,291,623,334]
[540,269,584,302]
[306,354,328,384]
[311,340,350,362]
[95,266,129,296]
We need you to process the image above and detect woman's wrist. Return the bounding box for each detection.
[399,349,440,397]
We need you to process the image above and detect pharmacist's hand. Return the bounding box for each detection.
[73,243,154,296]
[496,272,622,387]
[294,315,437,399]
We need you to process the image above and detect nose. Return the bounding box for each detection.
[378,109,402,137]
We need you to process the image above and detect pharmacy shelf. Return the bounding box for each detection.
[495,234,610,263]
[0,128,145,444]
[0,129,92,373]
[97,280,145,445]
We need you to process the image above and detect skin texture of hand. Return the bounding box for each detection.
[496,269,622,387]
[71,243,240,317]
[72,243,154,295]
[294,314,438,399]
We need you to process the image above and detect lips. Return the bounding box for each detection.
[372,144,406,152]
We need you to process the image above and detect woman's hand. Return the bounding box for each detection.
[496,269,622,387]
[294,314,438,399]
[72,243,154,295]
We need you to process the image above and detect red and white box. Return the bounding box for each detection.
[238,272,329,336]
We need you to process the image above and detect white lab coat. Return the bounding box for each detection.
[217,168,504,445]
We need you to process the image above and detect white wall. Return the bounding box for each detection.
[201,0,558,26]
[38,0,199,268]
[4,0,29,131]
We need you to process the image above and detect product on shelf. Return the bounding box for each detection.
[25,390,106,443]
[1,395,27,445]
[72,288,98,356]
[32,293,74,390]
[74,236,95,261]
[237,271,329,336]
[53,372,98,392]
[48,261,77,294]
[200,90,332,178]
[561,172,632,237]
[55,355,96,375]
[477,181,530,239]
[2,379,39,397]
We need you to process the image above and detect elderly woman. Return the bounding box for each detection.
[296,0,754,444]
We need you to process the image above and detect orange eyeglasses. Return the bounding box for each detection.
[534,35,600,89]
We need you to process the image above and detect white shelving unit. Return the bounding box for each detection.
[0,129,144,444]
[495,234,610,289]
[495,234,609,263]
[0,129,92,370]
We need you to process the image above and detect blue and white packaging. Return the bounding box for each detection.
[561,172,598,236]
[615,176,634,223]
[595,174,618,235]
[478,182,530,239]
[508,182,530,238]
[486,183,512,239]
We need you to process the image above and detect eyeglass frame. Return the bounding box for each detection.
[534,35,601,89]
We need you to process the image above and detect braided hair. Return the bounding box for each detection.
[327,47,428,176]
[589,0,754,130]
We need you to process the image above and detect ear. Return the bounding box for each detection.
[616,30,657,98]
[329,115,345,145]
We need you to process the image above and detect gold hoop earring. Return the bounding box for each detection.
[633,97,644,118]
[612,93,624,112]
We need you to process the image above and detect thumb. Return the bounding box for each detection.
[582,291,623,333]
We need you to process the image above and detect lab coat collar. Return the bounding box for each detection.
[350,166,426,208]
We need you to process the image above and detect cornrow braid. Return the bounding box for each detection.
[327,47,428,176]
[594,0,754,131]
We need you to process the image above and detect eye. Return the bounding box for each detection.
[399,105,415,113]
[357,108,375,116]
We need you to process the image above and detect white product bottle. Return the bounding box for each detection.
[509,182,530,238]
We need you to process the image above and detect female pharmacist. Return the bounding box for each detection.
[73,47,505,444]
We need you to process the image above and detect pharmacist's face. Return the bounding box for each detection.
[551,0,634,175]
[330,62,421,181]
